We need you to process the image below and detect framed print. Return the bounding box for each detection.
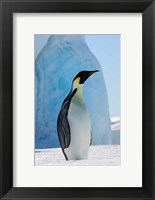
[0,0,155,199]
[14,14,141,187]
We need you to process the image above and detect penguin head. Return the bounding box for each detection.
[73,70,99,85]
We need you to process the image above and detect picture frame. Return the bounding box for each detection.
[0,0,155,199]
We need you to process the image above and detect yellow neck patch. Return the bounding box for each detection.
[76,77,81,84]
[73,76,81,90]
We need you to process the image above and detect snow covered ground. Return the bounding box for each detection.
[35,145,120,166]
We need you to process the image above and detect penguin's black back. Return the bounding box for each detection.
[57,88,77,150]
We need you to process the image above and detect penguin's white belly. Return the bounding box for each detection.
[64,101,91,160]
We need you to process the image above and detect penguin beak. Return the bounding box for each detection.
[88,70,99,76]
[83,70,99,83]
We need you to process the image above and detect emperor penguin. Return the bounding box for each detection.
[57,70,99,160]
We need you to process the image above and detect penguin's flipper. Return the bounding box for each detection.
[57,88,77,149]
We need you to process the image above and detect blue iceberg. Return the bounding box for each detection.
[35,35,111,148]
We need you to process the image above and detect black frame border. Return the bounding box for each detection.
[0,0,155,199]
